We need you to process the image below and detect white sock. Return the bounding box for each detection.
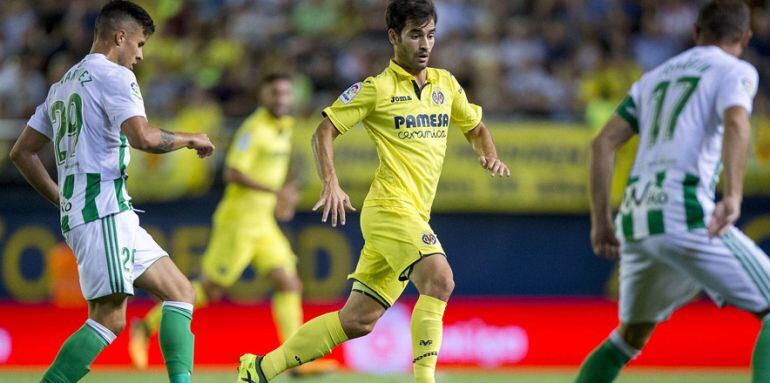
[609,330,641,360]
[163,300,194,314]
[86,319,117,344]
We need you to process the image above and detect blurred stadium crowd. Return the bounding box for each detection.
[2,0,770,123]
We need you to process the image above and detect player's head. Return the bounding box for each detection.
[386,0,437,72]
[694,0,751,55]
[261,73,294,118]
[94,0,155,70]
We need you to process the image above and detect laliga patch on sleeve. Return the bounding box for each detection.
[236,132,251,151]
[339,82,362,104]
[741,77,756,95]
[130,82,143,100]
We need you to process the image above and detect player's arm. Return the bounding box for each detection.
[121,116,214,157]
[224,166,278,193]
[9,127,59,207]
[463,122,510,177]
[708,106,751,237]
[590,115,635,259]
[311,117,354,227]
[275,154,302,222]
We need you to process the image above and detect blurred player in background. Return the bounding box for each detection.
[578,1,770,382]
[130,73,334,376]
[9,1,214,382]
[237,1,509,382]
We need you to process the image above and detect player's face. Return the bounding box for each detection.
[393,18,436,72]
[117,27,146,70]
[262,79,294,118]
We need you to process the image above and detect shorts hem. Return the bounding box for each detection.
[398,252,446,281]
[349,278,393,309]
[133,253,169,280]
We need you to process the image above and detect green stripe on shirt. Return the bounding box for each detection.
[82,173,101,223]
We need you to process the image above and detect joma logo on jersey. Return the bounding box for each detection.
[394,114,449,129]
[391,95,412,103]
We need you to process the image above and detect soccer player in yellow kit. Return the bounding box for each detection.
[130,74,329,374]
[237,1,509,382]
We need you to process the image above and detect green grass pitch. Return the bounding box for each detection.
[0,369,750,383]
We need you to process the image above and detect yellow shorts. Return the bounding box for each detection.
[201,217,297,287]
[348,204,445,308]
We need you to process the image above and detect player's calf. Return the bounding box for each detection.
[575,325,648,383]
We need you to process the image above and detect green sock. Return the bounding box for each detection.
[42,321,113,382]
[753,317,770,383]
[575,332,636,383]
[159,302,195,383]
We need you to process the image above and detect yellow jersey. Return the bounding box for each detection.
[215,107,293,223]
[323,60,482,220]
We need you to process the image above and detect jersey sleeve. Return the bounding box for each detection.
[101,68,147,128]
[27,97,53,140]
[616,82,641,134]
[225,119,260,173]
[716,62,759,118]
[322,79,377,134]
[449,75,483,133]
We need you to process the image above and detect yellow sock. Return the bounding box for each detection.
[411,295,447,383]
[144,281,208,336]
[261,311,348,380]
[272,291,302,342]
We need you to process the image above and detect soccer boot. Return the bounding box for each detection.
[237,353,268,383]
[128,319,150,370]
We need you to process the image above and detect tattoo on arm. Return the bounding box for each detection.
[146,129,177,153]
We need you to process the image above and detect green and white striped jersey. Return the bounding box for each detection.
[27,53,145,233]
[615,46,758,241]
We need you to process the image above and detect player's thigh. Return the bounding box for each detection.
[619,236,700,324]
[134,257,194,303]
[64,211,143,300]
[252,222,298,278]
[409,253,454,298]
[667,228,770,314]
[200,220,260,287]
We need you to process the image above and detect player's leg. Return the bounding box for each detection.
[708,228,770,382]
[408,254,453,383]
[42,294,127,382]
[250,290,384,381]
[267,267,303,342]
[134,255,196,382]
[576,235,698,383]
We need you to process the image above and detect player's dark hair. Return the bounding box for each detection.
[262,72,292,86]
[386,0,437,35]
[95,0,155,39]
[696,0,750,44]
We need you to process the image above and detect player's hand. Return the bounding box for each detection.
[312,179,355,227]
[187,134,215,158]
[708,195,741,238]
[479,156,510,177]
[275,184,300,222]
[591,220,620,260]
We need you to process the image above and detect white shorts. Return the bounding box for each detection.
[63,210,168,300]
[620,227,770,323]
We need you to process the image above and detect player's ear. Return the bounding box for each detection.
[741,29,753,48]
[115,29,126,46]
[387,28,399,46]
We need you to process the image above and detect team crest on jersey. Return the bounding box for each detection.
[130,82,142,100]
[422,233,438,245]
[741,77,755,94]
[339,82,362,104]
[431,88,445,105]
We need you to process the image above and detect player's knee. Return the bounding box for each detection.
[173,279,196,305]
[97,317,126,336]
[339,310,378,339]
[618,323,656,350]
[423,274,454,300]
